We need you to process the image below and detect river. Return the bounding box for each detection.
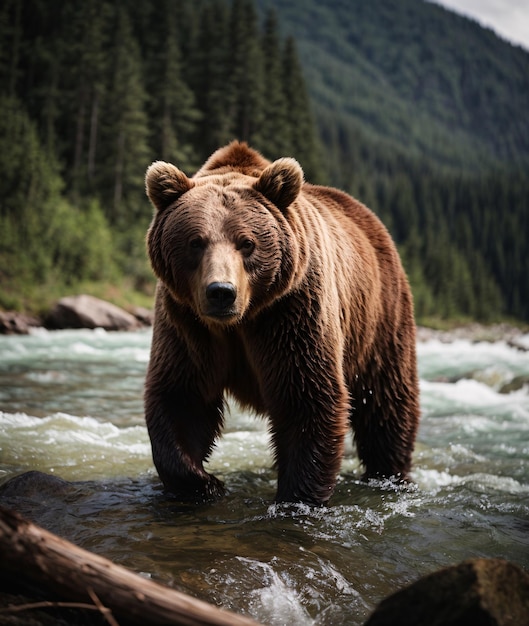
[0,328,528,625]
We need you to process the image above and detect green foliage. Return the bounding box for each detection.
[0,0,319,312]
[0,96,117,310]
[44,199,118,285]
[0,95,62,287]
[189,0,233,157]
[187,0,323,174]
[228,0,266,146]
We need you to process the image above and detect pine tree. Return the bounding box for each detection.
[11,0,67,161]
[191,0,233,160]
[282,36,322,180]
[259,9,290,159]
[147,3,199,171]
[389,173,417,243]
[228,0,265,145]
[0,0,21,98]
[62,0,111,198]
[100,7,150,224]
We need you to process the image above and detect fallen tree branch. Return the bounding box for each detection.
[87,588,121,626]
[0,596,119,626]
[0,506,262,626]
[0,600,112,614]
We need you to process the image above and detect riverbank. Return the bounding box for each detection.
[0,295,153,334]
[416,322,529,348]
[1,295,528,347]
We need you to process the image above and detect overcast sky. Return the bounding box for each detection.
[429,0,529,51]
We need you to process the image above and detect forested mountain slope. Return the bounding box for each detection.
[257,0,529,172]
[256,0,529,322]
[0,0,527,322]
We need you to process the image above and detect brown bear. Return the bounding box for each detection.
[144,141,419,505]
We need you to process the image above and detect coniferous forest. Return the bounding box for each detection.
[1,0,528,323]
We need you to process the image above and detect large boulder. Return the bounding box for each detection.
[45,295,141,331]
[364,558,529,626]
[0,312,42,334]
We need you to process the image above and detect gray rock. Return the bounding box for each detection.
[45,294,141,331]
[0,311,42,334]
[0,470,75,499]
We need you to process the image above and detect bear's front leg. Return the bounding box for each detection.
[273,431,347,505]
[245,308,350,506]
[144,385,225,501]
[265,356,350,506]
[270,397,349,506]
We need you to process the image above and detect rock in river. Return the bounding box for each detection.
[364,557,529,626]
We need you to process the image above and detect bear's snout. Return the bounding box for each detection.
[206,282,237,317]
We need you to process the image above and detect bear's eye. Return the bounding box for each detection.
[239,239,255,255]
[189,237,205,250]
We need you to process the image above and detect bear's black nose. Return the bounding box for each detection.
[206,282,237,310]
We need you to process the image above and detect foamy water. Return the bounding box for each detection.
[0,328,528,625]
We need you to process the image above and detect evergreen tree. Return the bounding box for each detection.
[99,7,150,224]
[389,173,417,243]
[11,0,67,160]
[147,3,199,171]
[282,37,322,180]
[191,0,233,160]
[62,0,111,198]
[399,229,435,318]
[259,9,290,159]
[0,0,21,98]
[228,0,265,145]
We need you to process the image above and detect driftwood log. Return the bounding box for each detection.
[0,506,261,626]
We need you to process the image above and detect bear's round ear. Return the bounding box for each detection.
[145,161,194,212]
[254,157,304,212]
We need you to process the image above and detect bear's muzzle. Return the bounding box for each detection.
[205,282,238,319]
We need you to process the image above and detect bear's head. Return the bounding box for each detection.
[145,145,304,327]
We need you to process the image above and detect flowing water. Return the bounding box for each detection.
[0,328,528,625]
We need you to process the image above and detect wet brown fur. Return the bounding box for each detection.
[144,141,420,505]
